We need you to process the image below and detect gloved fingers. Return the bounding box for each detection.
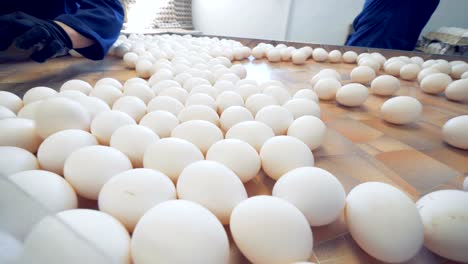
[15,26,52,50]
[30,39,66,63]
[0,12,40,51]
[0,26,20,51]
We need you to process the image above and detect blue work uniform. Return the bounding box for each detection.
[0,0,124,60]
[346,0,440,51]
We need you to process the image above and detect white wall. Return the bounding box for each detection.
[422,0,468,35]
[286,0,364,45]
[192,0,468,45]
[192,0,292,41]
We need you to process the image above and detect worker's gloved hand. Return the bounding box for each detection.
[0,11,72,62]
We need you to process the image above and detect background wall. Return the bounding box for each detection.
[192,0,468,45]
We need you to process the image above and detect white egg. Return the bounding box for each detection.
[190,84,218,99]
[218,73,240,84]
[417,68,440,83]
[22,87,57,105]
[219,106,254,132]
[293,89,319,102]
[263,85,291,105]
[147,96,184,116]
[131,200,229,264]
[110,125,159,168]
[359,58,381,72]
[214,80,236,93]
[230,196,313,264]
[400,63,421,81]
[16,101,41,120]
[420,73,452,94]
[75,96,111,119]
[310,71,341,87]
[328,50,342,63]
[60,79,92,95]
[21,209,131,264]
[231,64,247,79]
[283,99,320,119]
[380,96,422,125]
[124,52,139,68]
[151,79,181,94]
[123,83,155,104]
[0,91,23,114]
[346,182,424,263]
[411,56,424,66]
[58,90,87,101]
[292,50,307,65]
[252,46,265,59]
[174,72,193,85]
[342,51,358,64]
[37,129,97,175]
[135,59,154,79]
[384,60,406,77]
[417,190,468,262]
[9,170,77,212]
[451,63,468,79]
[64,145,132,200]
[267,48,281,62]
[299,46,313,58]
[206,139,260,183]
[237,79,258,87]
[260,136,314,180]
[143,137,203,183]
[255,105,294,135]
[259,80,286,91]
[139,110,179,138]
[148,69,174,85]
[280,48,293,61]
[442,115,468,149]
[336,83,369,107]
[370,75,400,96]
[245,94,278,116]
[158,87,188,104]
[431,62,451,75]
[177,160,247,224]
[312,48,328,62]
[350,66,376,84]
[177,105,220,126]
[0,147,38,177]
[235,84,261,101]
[226,121,275,152]
[90,84,123,106]
[445,79,468,101]
[0,118,42,153]
[98,168,176,232]
[90,110,136,145]
[185,93,217,110]
[171,120,223,154]
[95,77,123,90]
[287,115,326,150]
[112,96,147,122]
[0,105,15,120]
[0,231,22,264]
[314,78,341,100]
[273,167,345,226]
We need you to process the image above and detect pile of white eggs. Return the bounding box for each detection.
[1,34,467,264]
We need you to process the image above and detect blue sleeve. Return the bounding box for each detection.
[55,0,124,60]
[346,0,439,51]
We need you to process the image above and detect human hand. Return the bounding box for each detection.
[0,12,72,62]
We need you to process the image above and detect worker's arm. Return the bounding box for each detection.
[54,0,125,60]
[54,21,95,49]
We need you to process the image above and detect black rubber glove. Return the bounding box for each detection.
[0,12,72,62]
